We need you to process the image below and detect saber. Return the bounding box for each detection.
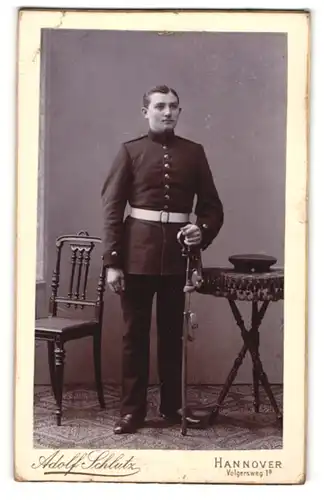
[181,255,192,436]
[177,230,202,436]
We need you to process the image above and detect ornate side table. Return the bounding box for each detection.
[197,267,284,426]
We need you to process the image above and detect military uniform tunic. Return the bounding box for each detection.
[101,129,224,274]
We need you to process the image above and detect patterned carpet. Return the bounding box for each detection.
[34,384,283,450]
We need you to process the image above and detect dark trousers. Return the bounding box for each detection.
[120,274,185,419]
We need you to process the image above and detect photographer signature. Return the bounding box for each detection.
[32,450,141,477]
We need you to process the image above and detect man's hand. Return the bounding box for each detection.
[107,267,125,294]
[180,224,202,246]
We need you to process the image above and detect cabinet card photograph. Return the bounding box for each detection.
[15,9,309,484]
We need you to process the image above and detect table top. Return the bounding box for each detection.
[197,267,284,302]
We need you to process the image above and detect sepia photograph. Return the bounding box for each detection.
[15,9,309,484]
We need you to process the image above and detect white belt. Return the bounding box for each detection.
[130,207,190,224]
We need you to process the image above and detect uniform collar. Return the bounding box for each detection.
[148,129,176,145]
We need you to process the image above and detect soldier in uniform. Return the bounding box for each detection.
[101,85,224,434]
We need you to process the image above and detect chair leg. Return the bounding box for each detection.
[93,333,105,408]
[54,340,65,426]
[47,342,57,400]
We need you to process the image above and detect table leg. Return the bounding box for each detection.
[210,301,265,424]
[228,300,283,423]
[252,302,260,413]
[210,343,248,424]
[247,340,282,423]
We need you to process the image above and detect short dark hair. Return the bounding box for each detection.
[143,85,180,108]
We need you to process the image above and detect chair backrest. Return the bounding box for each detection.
[49,230,106,321]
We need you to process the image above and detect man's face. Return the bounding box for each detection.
[142,92,181,133]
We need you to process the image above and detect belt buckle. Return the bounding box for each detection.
[160,211,169,223]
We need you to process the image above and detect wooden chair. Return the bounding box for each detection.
[35,231,106,425]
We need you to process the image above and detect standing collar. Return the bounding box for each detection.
[148,129,176,145]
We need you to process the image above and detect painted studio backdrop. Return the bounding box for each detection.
[35,29,287,386]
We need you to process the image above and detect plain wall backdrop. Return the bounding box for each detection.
[35,29,287,386]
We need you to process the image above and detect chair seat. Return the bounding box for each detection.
[35,316,98,334]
